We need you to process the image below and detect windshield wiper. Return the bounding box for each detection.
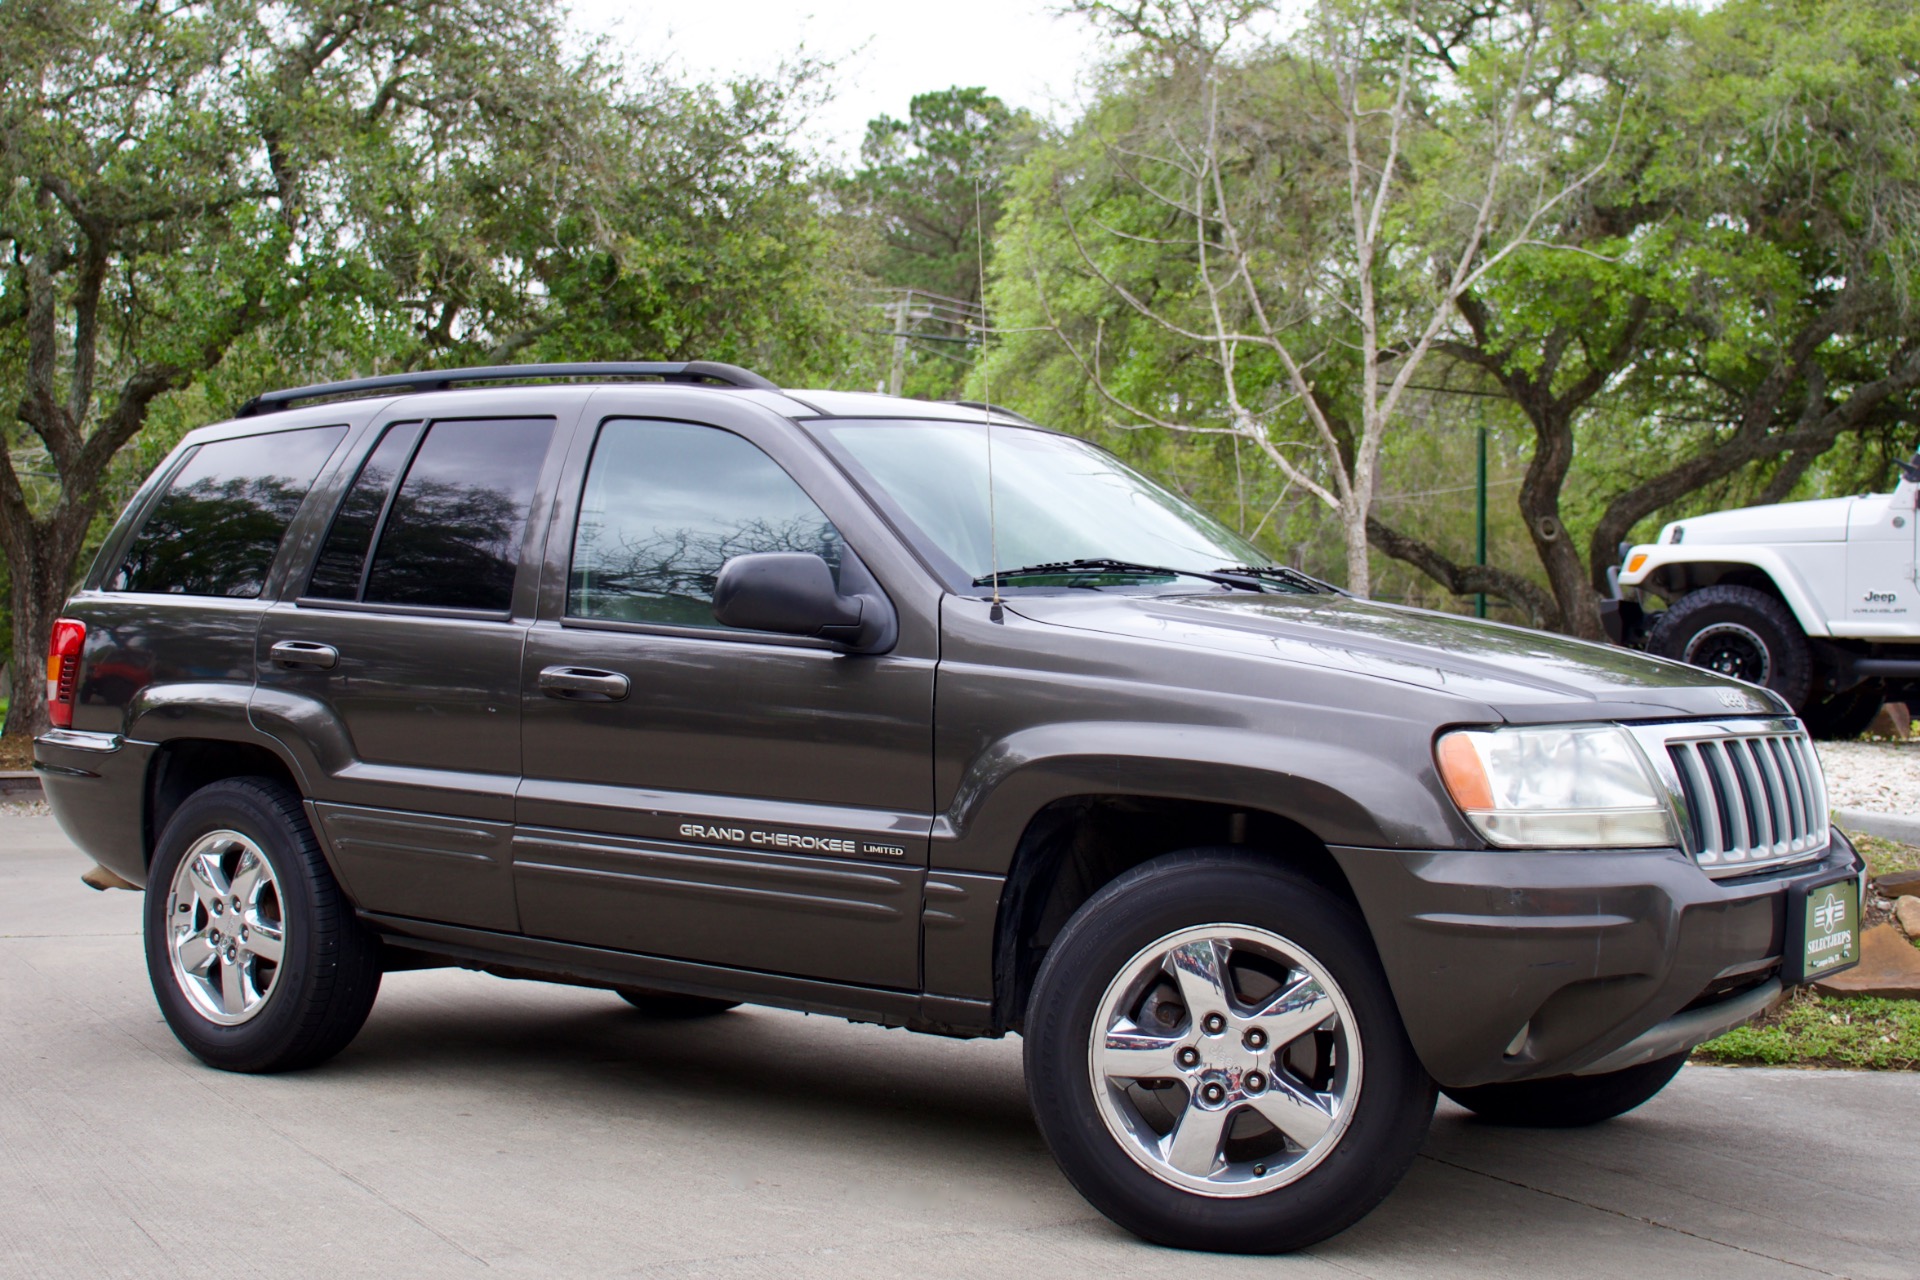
[972,558,1270,592]
[1215,564,1341,595]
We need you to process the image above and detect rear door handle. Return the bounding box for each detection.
[537,665,630,701]
[270,640,339,670]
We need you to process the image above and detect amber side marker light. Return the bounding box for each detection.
[1435,732,1494,812]
[1625,552,1648,574]
[45,618,86,729]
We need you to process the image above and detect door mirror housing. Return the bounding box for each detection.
[712,553,897,653]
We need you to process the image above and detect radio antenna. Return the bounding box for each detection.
[975,174,1003,622]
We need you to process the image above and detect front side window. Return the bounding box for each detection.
[569,419,843,628]
[306,418,552,612]
[112,426,346,597]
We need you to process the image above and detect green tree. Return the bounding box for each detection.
[986,0,1621,598]
[1379,0,1920,637]
[0,0,855,736]
[841,87,1036,399]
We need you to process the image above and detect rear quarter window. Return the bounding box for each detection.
[110,426,347,597]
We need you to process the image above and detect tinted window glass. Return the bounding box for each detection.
[569,419,843,628]
[306,422,424,599]
[112,426,346,597]
[363,418,553,611]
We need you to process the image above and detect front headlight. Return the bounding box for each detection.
[1435,724,1677,848]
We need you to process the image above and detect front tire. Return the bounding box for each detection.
[1023,850,1434,1254]
[1646,584,1812,709]
[144,777,382,1073]
[1440,1052,1687,1128]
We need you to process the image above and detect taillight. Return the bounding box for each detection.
[45,618,86,729]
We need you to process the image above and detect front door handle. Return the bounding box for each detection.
[537,665,630,701]
[270,640,339,670]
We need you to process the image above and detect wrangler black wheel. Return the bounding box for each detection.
[1647,584,1812,709]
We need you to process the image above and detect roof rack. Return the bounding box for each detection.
[235,361,778,417]
[951,399,1040,427]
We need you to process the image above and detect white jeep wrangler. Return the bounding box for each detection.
[1615,460,1920,738]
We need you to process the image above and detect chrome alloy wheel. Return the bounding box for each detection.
[1089,924,1362,1198]
[1684,621,1771,684]
[164,830,287,1026]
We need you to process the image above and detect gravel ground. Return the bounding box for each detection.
[1814,739,1920,817]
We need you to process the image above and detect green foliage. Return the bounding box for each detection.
[1695,990,1920,1070]
[0,0,862,733]
[840,88,1038,400]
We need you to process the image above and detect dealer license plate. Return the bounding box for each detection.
[1794,878,1860,982]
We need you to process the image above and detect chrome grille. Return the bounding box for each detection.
[1654,722,1828,875]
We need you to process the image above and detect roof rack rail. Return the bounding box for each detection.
[951,399,1039,427]
[235,361,778,417]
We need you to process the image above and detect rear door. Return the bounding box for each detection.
[513,405,937,989]
[255,404,569,932]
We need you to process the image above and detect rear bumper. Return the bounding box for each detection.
[1331,831,1862,1089]
[35,730,153,886]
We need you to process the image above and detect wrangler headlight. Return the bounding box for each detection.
[1435,724,1677,848]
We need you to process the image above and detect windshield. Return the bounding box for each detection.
[819,420,1268,587]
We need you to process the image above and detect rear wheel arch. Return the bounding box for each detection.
[146,738,305,872]
[991,795,1362,1033]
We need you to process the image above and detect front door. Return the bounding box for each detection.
[514,414,935,989]
[256,413,561,932]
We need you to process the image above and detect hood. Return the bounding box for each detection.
[1661,494,1869,545]
[1008,590,1788,723]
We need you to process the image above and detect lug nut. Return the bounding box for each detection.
[1176,1046,1200,1068]
[1245,1071,1267,1092]
[1245,1028,1268,1050]
[1201,1082,1226,1105]
[1202,1012,1226,1035]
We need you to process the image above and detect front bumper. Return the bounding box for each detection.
[1331,830,1862,1089]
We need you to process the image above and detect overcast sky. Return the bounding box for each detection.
[564,1,1111,161]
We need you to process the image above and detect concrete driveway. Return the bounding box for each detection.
[2,810,1915,1280]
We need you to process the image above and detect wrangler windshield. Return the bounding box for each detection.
[820,420,1270,589]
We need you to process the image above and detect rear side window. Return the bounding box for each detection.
[569,419,843,628]
[112,426,346,597]
[307,418,553,612]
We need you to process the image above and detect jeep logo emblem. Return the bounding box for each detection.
[1717,689,1752,710]
[1864,590,1898,604]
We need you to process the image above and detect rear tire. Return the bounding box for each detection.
[1441,1052,1687,1128]
[615,988,739,1018]
[1800,686,1884,740]
[144,777,382,1073]
[1023,849,1434,1254]
[1646,584,1812,709]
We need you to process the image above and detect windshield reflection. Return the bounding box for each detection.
[822,421,1267,586]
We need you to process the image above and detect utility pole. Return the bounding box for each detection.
[1475,425,1488,619]
[887,290,914,398]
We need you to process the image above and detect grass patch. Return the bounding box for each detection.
[1695,989,1920,1070]
[1849,831,1920,879]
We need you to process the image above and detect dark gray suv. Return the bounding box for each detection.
[35,362,1865,1253]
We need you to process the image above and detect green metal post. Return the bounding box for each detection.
[1475,425,1488,619]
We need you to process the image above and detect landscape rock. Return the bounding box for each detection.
[1897,895,1920,940]
[1876,869,1920,899]
[1867,701,1914,739]
[1812,923,1920,1000]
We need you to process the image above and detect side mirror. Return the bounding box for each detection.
[712,552,897,653]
